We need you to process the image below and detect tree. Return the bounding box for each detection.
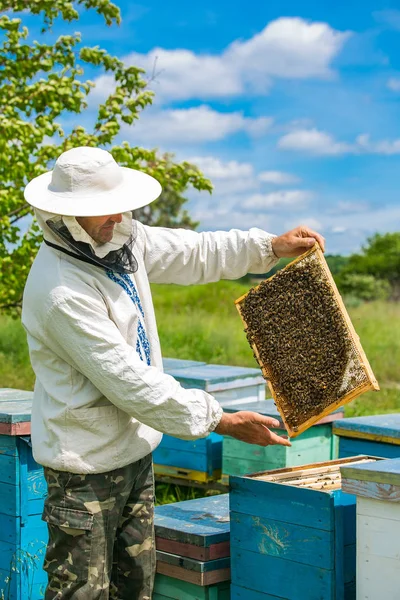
[0,0,211,314]
[341,233,400,300]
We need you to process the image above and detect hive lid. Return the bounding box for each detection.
[333,414,400,443]
[235,243,379,438]
[341,456,400,485]
[0,389,33,423]
[155,494,230,546]
[163,363,264,391]
[162,358,207,370]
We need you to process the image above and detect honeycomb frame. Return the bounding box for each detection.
[235,243,379,438]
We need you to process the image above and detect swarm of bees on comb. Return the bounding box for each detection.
[236,243,379,437]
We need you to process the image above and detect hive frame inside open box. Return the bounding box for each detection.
[235,243,379,438]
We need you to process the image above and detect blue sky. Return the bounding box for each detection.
[21,1,400,254]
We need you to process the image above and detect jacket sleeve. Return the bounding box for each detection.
[45,289,223,440]
[140,223,279,285]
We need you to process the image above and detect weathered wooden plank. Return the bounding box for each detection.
[357,507,400,559]
[231,585,283,599]
[357,553,400,600]
[156,551,229,573]
[230,476,334,531]
[155,538,230,561]
[357,495,400,521]
[0,435,19,456]
[341,457,400,485]
[231,547,334,599]
[154,495,230,546]
[230,511,334,569]
[342,477,400,501]
[156,562,230,586]
[154,573,230,600]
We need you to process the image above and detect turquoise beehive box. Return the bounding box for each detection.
[229,456,379,600]
[154,362,266,482]
[0,389,48,600]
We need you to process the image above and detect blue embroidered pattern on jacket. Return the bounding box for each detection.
[106,270,151,366]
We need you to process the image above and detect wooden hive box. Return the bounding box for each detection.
[154,495,230,599]
[221,399,343,483]
[229,456,380,600]
[341,458,400,600]
[235,243,379,437]
[0,389,48,600]
[154,363,265,483]
[333,414,400,459]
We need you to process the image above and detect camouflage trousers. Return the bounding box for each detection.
[42,453,155,600]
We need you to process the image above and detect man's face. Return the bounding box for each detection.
[76,214,123,244]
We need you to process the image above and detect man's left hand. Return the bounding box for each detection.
[272,225,325,258]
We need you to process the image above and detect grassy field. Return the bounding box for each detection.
[0,280,399,417]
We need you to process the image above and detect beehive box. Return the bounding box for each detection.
[236,243,379,437]
[0,389,48,600]
[230,456,379,600]
[154,363,265,482]
[341,458,400,600]
[154,495,230,599]
[222,399,343,482]
[333,414,400,459]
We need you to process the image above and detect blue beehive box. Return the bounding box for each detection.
[222,399,343,482]
[154,363,266,482]
[229,456,379,600]
[154,495,230,599]
[333,414,400,459]
[0,389,48,600]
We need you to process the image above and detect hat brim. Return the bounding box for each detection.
[24,167,162,217]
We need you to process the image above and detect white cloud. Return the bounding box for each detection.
[387,77,400,92]
[243,190,313,210]
[93,17,349,104]
[258,170,301,184]
[278,128,353,155]
[126,105,272,144]
[278,129,400,156]
[186,156,259,195]
[331,226,347,234]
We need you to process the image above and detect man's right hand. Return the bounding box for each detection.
[214,411,292,447]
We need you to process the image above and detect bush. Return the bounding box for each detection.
[337,273,391,302]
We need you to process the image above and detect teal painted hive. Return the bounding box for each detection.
[154,495,230,599]
[333,414,400,460]
[229,456,378,600]
[154,363,266,482]
[222,399,342,481]
[0,389,48,600]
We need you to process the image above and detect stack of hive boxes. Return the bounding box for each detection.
[0,389,48,600]
[154,494,231,600]
[153,360,266,483]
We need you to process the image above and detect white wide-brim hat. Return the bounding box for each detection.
[24,146,162,217]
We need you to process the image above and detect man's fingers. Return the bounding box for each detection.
[263,428,292,447]
[254,414,280,429]
[301,228,326,252]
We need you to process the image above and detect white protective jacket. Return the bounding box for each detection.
[22,216,278,474]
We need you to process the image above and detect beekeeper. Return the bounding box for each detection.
[22,146,325,600]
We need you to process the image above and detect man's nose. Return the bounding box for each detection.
[109,214,123,224]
